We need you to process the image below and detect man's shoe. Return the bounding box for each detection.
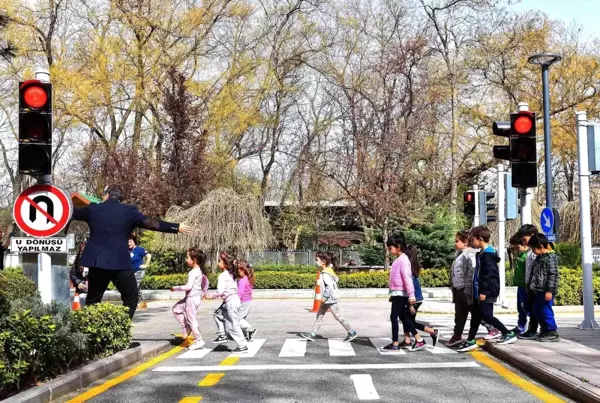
[537,331,561,342]
[517,330,537,340]
[213,335,228,344]
[445,335,463,347]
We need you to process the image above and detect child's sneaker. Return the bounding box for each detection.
[445,335,463,347]
[511,326,524,335]
[189,339,206,350]
[343,330,358,342]
[381,343,401,351]
[457,339,478,352]
[430,329,439,347]
[484,329,502,340]
[398,340,412,349]
[299,332,316,342]
[536,331,561,342]
[232,346,248,353]
[496,332,517,345]
[213,335,228,344]
[247,329,257,342]
[408,340,426,352]
[517,329,537,340]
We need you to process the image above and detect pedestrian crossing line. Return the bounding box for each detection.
[198,373,225,387]
[329,338,355,356]
[229,339,266,358]
[179,397,203,403]
[427,345,457,354]
[351,374,380,400]
[369,338,406,355]
[279,338,308,357]
[179,348,214,359]
[154,362,481,372]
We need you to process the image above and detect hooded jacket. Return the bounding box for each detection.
[320,267,340,305]
[451,248,477,290]
[528,251,559,294]
[465,246,500,304]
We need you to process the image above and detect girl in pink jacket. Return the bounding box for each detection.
[171,248,209,350]
[382,233,426,352]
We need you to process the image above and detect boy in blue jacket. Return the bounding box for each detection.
[458,226,517,352]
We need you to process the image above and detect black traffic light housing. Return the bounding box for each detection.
[510,111,537,189]
[18,80,52,176]
[492,121,511,161]
[463,191,475,216]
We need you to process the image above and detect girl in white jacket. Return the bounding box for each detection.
[210,252,248,353]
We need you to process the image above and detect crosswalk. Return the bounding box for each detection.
[175,336,460,361]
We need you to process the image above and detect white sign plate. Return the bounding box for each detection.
[11,237,68,253]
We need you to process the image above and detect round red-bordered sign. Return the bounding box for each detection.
[13,184,73,237]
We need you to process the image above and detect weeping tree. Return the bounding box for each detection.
[560,190,600,245]
[154,188,275,254]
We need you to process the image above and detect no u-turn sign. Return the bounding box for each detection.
[13,184,73,237]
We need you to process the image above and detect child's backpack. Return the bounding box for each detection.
[321,272,340,304]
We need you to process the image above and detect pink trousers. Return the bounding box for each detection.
[172,295,202,339]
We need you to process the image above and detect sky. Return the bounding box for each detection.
[511,0,599,38]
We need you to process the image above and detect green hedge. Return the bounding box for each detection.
[0,270,132,399]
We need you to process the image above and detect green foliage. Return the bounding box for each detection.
[358,243,385,266]
[555,268,584,306]
[554,243,581,269]
[73,304,132,359]
[252,264,315,273]
[403,210,456,269]
[146,250,188,275]
[0,267,38,301]
[253,272,316,289]
[419,269,450,288]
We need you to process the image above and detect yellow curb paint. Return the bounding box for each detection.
[178,397,203,403]
[219,357,240,366]
[67,343,188,403]
[198,373,225,387]
[470,351,566,403]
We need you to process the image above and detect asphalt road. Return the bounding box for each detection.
[60,299,575,403]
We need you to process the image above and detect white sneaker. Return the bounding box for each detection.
[189,339,206,350]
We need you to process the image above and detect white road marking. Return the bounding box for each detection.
[427,345,458,354]
[229,339,266,358]
[351,374,380,400]
[279,338,307,357]
[178,347,213,359]
[153,362,481,372]
[369,338,406,355]
[328,338,355,356]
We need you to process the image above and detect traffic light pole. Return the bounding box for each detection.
[473,185,480,227]
[576,111,599,330]
[542,64,553,210]
[497,164,507,308]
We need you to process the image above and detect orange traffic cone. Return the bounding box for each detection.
[310,271,322,313]
[72,292,81,311]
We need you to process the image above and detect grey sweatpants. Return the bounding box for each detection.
[238,302,253,333]
[215,298,248,348]
[311,303,352,335]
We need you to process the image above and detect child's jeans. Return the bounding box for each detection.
[533,291,557,334]
[517,286,529,329]
[525,289,539,333]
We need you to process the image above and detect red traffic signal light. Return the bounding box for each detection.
[463,191,476,215]
[19,80,53,176]
[19,80,51,110]
[512,111,535,135]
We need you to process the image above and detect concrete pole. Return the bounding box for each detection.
[473,185,480,227]
[517,102,532,225]
[576,111,599,330]
[497,164,506,307]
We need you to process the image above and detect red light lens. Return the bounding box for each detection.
[514,115,533,134]
[23,86,48,109]
[466,193,473,202]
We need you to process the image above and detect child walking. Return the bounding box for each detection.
[170,248,209,350]
[382,233,427,352]
[509,233,529,335]
[518,224,540,340]
[457,226,516,352]
[300,252,358,343]
[210,252,248,353]
[528,234,560,342]
[405,245,439,347]
[237,260,257,342]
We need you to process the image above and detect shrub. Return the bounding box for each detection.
[252,264,315,273]
[555,268,583,306]
[0,267,37,301]
[554,243,581,269]
[419,269,450,288]
[73,303,132,360]
[358,244,385,266]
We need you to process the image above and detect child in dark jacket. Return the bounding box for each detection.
[457,226,517,352]
[527,234,560,342]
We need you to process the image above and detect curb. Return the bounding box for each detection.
[486,342,600,403]
[1,340,173,403]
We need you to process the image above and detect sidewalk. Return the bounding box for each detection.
[487,325,600,402]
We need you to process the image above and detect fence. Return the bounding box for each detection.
[247,250,362,266]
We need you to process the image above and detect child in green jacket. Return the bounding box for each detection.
[509,233,528,334]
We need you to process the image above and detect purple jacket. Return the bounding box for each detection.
[389,254,415,298]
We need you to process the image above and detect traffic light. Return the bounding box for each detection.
[505,173,518,220]
[463,191,475,216]
[492,120,511,161]
[510,111,537,188]
[19,80,52,176]
[479,191,496,224]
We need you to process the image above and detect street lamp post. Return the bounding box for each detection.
[527,53,562,212]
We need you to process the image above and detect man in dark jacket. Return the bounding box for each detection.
[71,186,193,318]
